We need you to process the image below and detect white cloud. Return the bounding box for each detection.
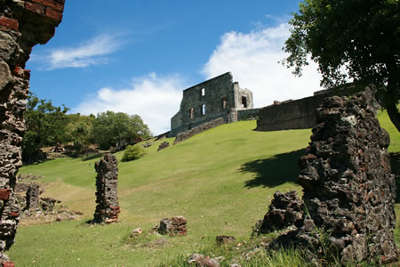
[41,34,122,70]
[203,23,322,107]
[73,73,184,135]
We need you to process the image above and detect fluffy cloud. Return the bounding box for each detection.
[73,73,184,135]
[203,23,322,107]
[39,34,123,70]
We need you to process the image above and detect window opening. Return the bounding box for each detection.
[241,96,248,108]
[222,97,227,109]
[189,107,194,119]
[201,88,206,96]
[201,104,206,115]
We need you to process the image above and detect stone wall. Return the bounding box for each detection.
[261,88,398,264]
[174,117,225,144]
[237,108,260,121]
[93,153,120,224]
[0,0,64,264]
[256,85,362,132]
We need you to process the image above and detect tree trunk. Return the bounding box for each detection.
[386,97,400,132]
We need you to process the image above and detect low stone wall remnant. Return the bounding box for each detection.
[93,153,120,223]
[158,216,187,236]
[174,117,225,144]
[262,88,398,264]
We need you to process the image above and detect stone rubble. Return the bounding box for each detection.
[259,191,303,234]
[0,0,65,263]
[157,141,170,151]
[93,153,120,224]
[158,216,187,236]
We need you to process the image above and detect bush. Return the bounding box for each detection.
[122,145,145,162]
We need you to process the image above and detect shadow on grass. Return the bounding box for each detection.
[391,153,400,203]
[241,149,306,188]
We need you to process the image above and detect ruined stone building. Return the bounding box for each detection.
[170,72,257,136]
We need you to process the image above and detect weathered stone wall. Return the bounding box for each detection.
[256,85,362,132]
[170,72,255,137]
[237,108,260,121]
[262,88,398,264]
[0,0,64,264]
[174,117,225,144]
[93,153,120,224]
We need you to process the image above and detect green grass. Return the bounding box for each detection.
[9,113,400,266]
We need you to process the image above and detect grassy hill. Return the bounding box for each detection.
[9,111,400,266]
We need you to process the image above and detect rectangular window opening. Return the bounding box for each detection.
[201,104,206,116]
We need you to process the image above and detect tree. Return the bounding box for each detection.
[284,0,400,131]
[91,111,151,150]
[65,114,95,154]
[23,94,69,162]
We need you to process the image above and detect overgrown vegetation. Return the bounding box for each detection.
[122,144,146,162]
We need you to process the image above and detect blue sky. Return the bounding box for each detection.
[28,0,322,134]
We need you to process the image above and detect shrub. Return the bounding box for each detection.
[122,145,145,162]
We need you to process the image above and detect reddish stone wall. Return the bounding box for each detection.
[0,0,65,264]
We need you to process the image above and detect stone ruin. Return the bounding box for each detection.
[0,0,65,264]
[158,216,187,236]
[14,176,81,223]
[157,141,170,151]
[259,88,398,264]
[93,153,120,224]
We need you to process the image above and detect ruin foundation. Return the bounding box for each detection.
[158,216,187,236]
[261,88,398,264]
[0,0,64,263]
[93,153,120,223]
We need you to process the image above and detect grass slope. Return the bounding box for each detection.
[9,113,400,266]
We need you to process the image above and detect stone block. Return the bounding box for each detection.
[45,7,63,21]
[0,17,18,32]
[32,0,64,11]
[24,2,45,15]
[159,216,187,236]
[0,190,10,201]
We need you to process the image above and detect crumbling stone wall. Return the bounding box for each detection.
[261,88,398,264]
[93,153,120,223]
[24,183,39,211]
[256,84,362,132]
[0,0,64,264]
[174,117,225,144]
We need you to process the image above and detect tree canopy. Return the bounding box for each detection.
[284,0,400,130]
[23,94,69,162]
[91,111,151,150]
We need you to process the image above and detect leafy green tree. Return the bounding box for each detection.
[23,94,69,162]
[65,114,95,154]
[91,111,151,150]
[284,0,400,130]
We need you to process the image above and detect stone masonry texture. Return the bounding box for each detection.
[256,84,362,132]
[158,216,187,236]
[263,88,398,264]
[93,153,120,223]
[0,0,64,264]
